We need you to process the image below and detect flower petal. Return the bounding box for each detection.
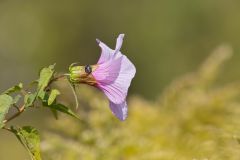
[93,55,136,104]
[96,34,125,64]
[114,34,125,55]
[109,101,128,121]
[96,39,114,64]
[93,34,135,121]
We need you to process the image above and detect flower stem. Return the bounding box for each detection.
[48,74,69,86]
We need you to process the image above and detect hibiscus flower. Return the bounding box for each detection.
[69,34,136,121]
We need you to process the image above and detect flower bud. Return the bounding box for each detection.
[69,64,97,85]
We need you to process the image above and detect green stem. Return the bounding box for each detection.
[3,105,25,124]
[67,81,79,109]
[49,74,69,86]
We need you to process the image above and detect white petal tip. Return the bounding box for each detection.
[96,38,100,44]
[118,34,125,39]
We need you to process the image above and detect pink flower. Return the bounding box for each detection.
[69,34,136,121]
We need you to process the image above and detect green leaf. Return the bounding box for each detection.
[37,91,46,101]
[0,94,13,128]
[48,89,60,105]
[24,93,37,107]
[47,103,80,119]
[37,65,55,94]
[50,109,58,120]
[11,126,42,160]
[23,63,56,108]
[3,83,23,95]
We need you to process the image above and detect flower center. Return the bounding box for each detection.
[85,65,92,74]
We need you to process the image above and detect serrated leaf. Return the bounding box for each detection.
[47,103,80,119]
[48,89,60,105]
[37,65,55,93]
[24,93,37,107]
[3,83,23,95]
[11,126,42,160]
[0,94,13,128]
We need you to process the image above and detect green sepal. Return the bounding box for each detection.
[67,78,79,109]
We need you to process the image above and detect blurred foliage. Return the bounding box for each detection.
[1,0,240,99]
[42,46,240,159]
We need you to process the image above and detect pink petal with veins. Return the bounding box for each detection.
[92,34,136,120]
[109,101,128,121]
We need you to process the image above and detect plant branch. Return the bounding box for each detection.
[2,126,11,132]
[2,73,69,127]
[13,104,21,112]
[3,105,25,124]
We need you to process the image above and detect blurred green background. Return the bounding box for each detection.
[1,0,240,159]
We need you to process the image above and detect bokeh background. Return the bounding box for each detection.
[1,0,240,159]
